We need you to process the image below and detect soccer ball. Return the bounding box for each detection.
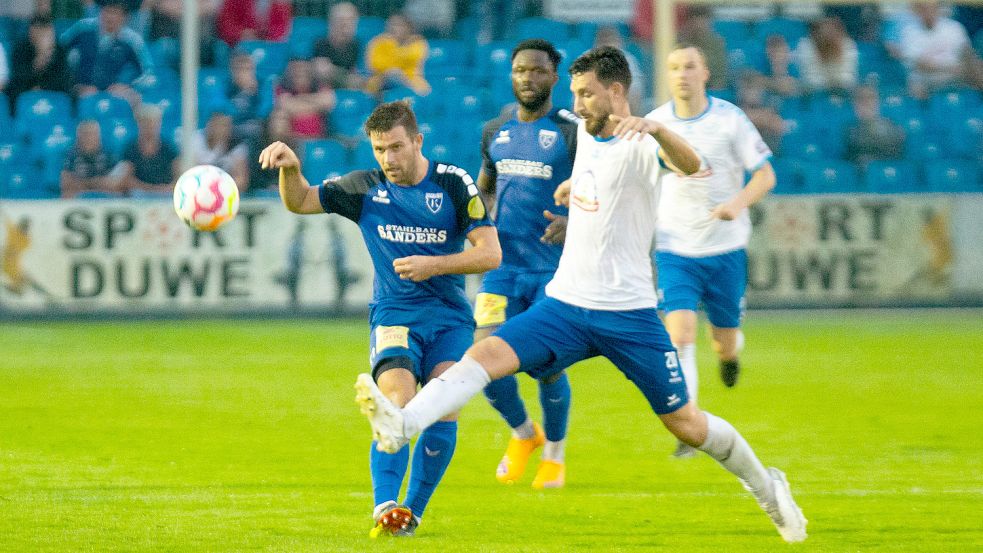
[173,165,240,232]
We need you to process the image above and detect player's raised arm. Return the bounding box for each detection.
[258,141,324,214]
[609,114,701,175]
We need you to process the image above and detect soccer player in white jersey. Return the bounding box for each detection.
[646,44,776,458]
[354,46,807,543]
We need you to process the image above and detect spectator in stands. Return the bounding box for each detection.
[145,0,221,67]
[0,43,9,94]
[630,0,687,44]
[736,71,786,153]
[823,4,882,43]
[364,13,430,96]
[476,0,538,43]
[61,120,127,198]
[229,50,264,143]
[844,86,905,167]
[121,104,178,194]
[60,0,153,97]
[275,58,336,139]
[249,109,296,191]
[404,0,455,39]
[216,0,292,47]
[677,5,728,90]
[763,34,801,98]
[795,17,858,95]
[313,1,364,89]
[7,15,73,104]
[899,1,974,98]
[0,0,36,38]
[594,25,644,113]
[190,109,250,193]
[35,0,86,20]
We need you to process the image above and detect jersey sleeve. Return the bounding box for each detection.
[480,118,503,179]
[555,109,581,165]
[733,110,773,172]
[435,163,494,235]
[317,170,377,221]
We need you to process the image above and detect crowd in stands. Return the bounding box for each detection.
[0,0,981,199]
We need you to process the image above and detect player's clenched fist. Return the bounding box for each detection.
[609,114,665,141]
[393,255,440,282]
[259,141,301,170]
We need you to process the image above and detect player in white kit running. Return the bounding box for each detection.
[354,46,806,543]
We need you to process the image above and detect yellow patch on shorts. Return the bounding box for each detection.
[375,325,410,350]
[474,293,507,327]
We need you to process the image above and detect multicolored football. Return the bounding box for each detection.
[173,165,240,232]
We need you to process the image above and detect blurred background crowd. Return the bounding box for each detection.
[0,0,981,200]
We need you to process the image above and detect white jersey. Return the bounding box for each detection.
[646,97,771,257]
[545,122,666,311]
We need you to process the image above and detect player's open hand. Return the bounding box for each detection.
[710,202,741,221]
[541,210,567,244]
[609,114,664,141]
[554,179,571,207]
[393,255,440,282]
[258,141,301,170]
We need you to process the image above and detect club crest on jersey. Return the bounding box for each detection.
[425,192,444,213]
[495,130,510,144]
[538,129,557,149]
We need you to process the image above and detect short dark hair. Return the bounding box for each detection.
[364,100,419,136]
[670,42,709,66]
[511,39,562,70]
[569,46,631,90]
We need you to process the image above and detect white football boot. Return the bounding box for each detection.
[757,467,808,543]
[355,373,409,453]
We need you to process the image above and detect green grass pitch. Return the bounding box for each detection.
[1,311,981,552]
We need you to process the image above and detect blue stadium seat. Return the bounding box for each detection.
[355,15,385,46]
[475,41,513,84]
[755,17,808,45]
[443,86,488,119]
[801,160,860,193]
[32,128,73,189]
[78,91,134,122]
[928,89,982,129]
[906,133,944,161]
[726,39,766,74]
[331,89,375,139]
[880,90,920,125]
[453,15,479,41]
[237,40,290,80]
[382,86,425,111]
[512,17,571,43]
[924,159,982,192]
[149,37,179,71]
[769,158,807,194]
[101,118,137,158]
[864,160,919,193]
[781,136,824,162]
[290,16,328,59]
[713,19,752,44]
[1,166,53,199]
[426,39,470,71]
[555,40,590,75]
[946,116,983,159]
[302,138,349,183]
[0,142,22,173]
[0,93,11,140]
[352,139,376,169]
[15,90,73,133]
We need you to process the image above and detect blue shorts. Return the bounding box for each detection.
[655,249,748,328]
[474,268,554,327]
[493,297,689,415]
[369,305,475,383]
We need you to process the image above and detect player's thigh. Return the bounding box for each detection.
[421,324,475,381]
[655,251,705,315]
[492,297,593,382]
[592,308,689,415]
[664,309,699,345]
[370,323,425,387]
[703,249,747,329]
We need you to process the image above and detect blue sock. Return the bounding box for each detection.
[483,374,528,429]
[404,420,457,517]
[370,441,409,508]
[539,372,571,442]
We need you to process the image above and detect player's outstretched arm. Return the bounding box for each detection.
[393,226,501,282]
[609,114,701,175]
[711,161,776,221]
[259,141,323,214]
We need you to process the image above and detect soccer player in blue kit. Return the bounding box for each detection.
[259,101,501,538]
[355,47,807,543]
[476,39,580,489]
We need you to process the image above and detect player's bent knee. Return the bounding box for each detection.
[540,370,565,385]
[659,402,707,446]
[466,336,521,380]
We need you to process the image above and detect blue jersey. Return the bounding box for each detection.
[317,160,492,323]
[481,107,579,272]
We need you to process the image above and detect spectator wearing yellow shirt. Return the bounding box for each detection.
[364,13,431,96]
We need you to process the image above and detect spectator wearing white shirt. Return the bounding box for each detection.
[899,1,973,97]
[795,17,858,94]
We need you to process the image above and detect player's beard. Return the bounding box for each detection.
[583,107,610,136]
[514,84,550,112]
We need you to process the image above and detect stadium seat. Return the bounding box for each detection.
[331,89,375,139]
[426,39,470,71]
[382,86,424,111]
[781,136,825,162]
[101,118,137,158]
[512,17,571,43]
[928,89,982,129]
[475,41,513,84]
[755,17,808,46]
[946,116,983,160]
[801,160,860,193]
[555,40,590,75]
[1,166,53,199]
[78,91,134,122]
[713,19,753,44]
[355,15,385,46]
[906,133,944,161]
[769,158,807,194]
[0,142,22,173]
[864,160,919,193]
[453,15,479,41]
[15,90,72,125]
[149,37,180,71]
[237,40,290,80]
[879,90,920,125]
[33,129,74,190]
[924,159,982,192]
[726,39,766,74]
[302,138,349,183]
[352,139,376,168]
[0,94,11,140]
[290,16,328,59]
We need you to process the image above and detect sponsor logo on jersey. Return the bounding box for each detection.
[372,188,390,204]
[425,192,443,213]
[495,158,553,179]
[495,129,510,144]
[539,129,558,149]
[377,224,448,244]
[571,171,599,212]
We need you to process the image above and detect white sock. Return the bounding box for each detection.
[698,412,774,504]
[513,418,535,440]
[402,355,491,437]
[678,343,698,404]
[542,439,566,462]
